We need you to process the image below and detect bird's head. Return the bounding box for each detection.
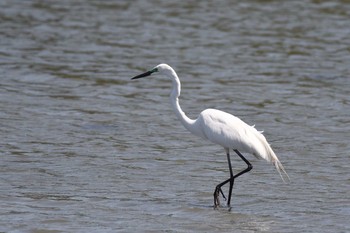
[131,64,174,80]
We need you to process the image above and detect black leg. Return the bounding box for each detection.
[213,149,253,208]
[227,150,253,206]
[227,152,234,206]
[213,152,234,208]
[233,149,253,174]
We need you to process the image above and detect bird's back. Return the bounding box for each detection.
[196,108,289,181]
[197,109,274,161]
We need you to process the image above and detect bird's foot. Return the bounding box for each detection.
[214,194,220,209]
[213,186,226,209]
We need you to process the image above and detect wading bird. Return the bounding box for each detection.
[131,64,289,208]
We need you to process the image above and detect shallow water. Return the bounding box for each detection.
[1,1,349,232]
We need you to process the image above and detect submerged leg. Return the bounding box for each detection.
[213,185,226,208]
[214,152,233,208]
[226,150,253,206]
[213,149,253,208]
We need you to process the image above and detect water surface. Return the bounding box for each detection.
[1,1,349,232]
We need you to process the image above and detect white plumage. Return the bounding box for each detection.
[196,108,288,181]
[132,63,289,208]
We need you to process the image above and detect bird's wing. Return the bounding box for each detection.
[199,109,270,159]
[197,109,289,180]
[198,109,290,182]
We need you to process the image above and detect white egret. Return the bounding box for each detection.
[131,63,289,208]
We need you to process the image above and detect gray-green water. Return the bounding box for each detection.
[1,1,349,232]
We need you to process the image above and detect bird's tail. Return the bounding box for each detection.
[250,126,290,183]
[256,131,290,183]
[264,142,290,183]
[273,159,290,183]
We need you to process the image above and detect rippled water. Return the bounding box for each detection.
[1,1,349,232]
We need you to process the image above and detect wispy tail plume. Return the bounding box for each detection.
[273,160,290,183]
[249,126,290,183]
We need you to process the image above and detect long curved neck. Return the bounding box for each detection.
[168,72,198,135]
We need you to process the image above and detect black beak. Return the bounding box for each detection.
[131,70,153,80]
